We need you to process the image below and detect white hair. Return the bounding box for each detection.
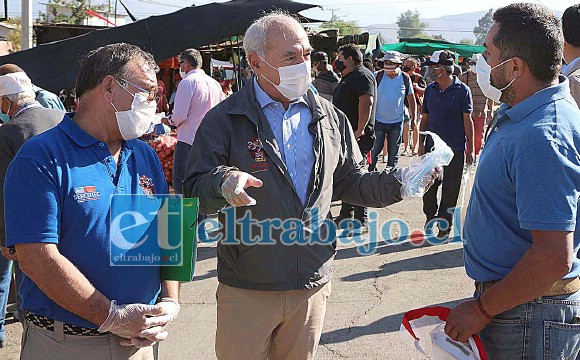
[5,90,36,105]
[243,11,304,57]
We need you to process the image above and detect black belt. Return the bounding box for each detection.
[25,311,106,336]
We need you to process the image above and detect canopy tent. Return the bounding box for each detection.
[381,38,484,58]
[0,0,321,93]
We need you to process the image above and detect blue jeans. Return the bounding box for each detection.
[478,290,580,359]
[0,255,12,343]
[369,121,403,170]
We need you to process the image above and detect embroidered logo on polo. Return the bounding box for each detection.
[73,186,101,203]
[139,175,156,195]
[247,139,266,163]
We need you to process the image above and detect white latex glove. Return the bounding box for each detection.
[98,300,164,338]
[119,298,180,348]
[220,171,263,207]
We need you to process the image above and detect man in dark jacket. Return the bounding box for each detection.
[184,12,437,360]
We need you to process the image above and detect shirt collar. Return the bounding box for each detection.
[563,57,580,76]
[253,77,308,109]
[186,69,204,76]
[504,75,571,123]
[58,113,100,148]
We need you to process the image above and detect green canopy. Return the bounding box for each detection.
[381,39,485,58]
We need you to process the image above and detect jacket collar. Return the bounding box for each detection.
[228,76,326,124]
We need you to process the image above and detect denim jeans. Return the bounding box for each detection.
[369,121,403,170]
[0,255,12,343]
[478,290,580,359]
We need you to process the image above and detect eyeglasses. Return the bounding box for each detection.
[115,77,157,102]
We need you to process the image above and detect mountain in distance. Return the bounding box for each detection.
[364,9,563,44]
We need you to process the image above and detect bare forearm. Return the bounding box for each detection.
[357,96,373,132]
[481,232,573,316]
[419,114,429,144]
[16,244,110,326]
[481,248,569,316]
[464,115,474,150]
[160,280,180,301]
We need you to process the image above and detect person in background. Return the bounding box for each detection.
[168,79,180,113]
[369,51,415,170]
[311,51,339,101]
[562,4,580,106]
[333,43,377,232]
[460,54,492,158]
[403,57,426,156]
[0,64,64,349]
[419,49,474,238]
[31,84,66,111]
[445,5,580,358]
[164,48,225,195]
[156,76,169,114]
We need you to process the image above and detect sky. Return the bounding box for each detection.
[3,0,578,26]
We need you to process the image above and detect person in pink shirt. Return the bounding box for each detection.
[165,48,224,194]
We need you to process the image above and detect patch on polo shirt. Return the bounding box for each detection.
[139,175,156,195]
[73,186,101,203]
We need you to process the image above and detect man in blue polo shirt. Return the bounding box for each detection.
[444,4,580,358]
[419,49,474,238]
[4,43,180,359]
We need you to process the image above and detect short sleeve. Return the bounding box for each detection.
[513,140,579,231]
[355,72,375,98]
[462,86,473,114]
[406,75,414,95]
[422,87,431,114]
[5,157,60,246]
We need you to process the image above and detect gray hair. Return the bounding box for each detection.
[243,11,303,57]
[5,90,36,105]
[180,48,202,69]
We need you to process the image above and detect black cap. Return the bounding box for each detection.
[424,50,455,66]
[312,51,328,62]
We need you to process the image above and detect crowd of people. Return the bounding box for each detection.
[0,2,579,360]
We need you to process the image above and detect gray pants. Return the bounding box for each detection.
[172,141,192,195]
[21,318,157,360]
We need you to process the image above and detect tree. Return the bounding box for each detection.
[321,15,361,36]
[459,38,474,45]
[396,10,427,38]
[37,0,107,25]
[5,18,21,51]
[473,9,493,45]
[432,34,446,41]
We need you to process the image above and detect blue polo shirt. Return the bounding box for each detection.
[4,114,168,328]
[422,76,472,152]
[463,77,580,282]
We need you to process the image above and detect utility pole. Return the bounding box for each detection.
[328,8,339,27]
[21,0,32,50]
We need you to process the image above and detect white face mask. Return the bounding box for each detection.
[259,56,312,101]
[475,56,516,103]
[111,83,160,140]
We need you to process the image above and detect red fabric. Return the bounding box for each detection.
[401,306,488,360]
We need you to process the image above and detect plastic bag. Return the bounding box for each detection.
[396,131,454,198]
[399,306,488,360]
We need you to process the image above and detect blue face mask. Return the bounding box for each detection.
[0,113,10,124]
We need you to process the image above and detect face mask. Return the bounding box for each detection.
[259,56,312,101]
[402,66,412,72]
[335,60,346,72]
[111,85,159,140]
[475,56,516,103]
[384,65,398,73]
